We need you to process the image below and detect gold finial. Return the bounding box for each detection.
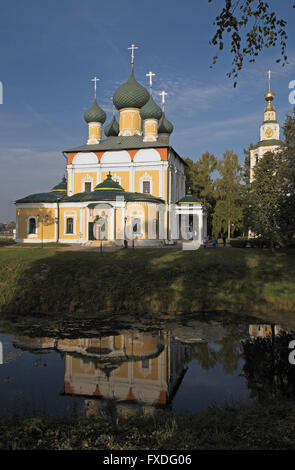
[265,70,274,103]
[264,70,275,112]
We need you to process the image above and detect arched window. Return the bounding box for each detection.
[66,217,74,234]
[28,217,36,234]
[132,218,141,234]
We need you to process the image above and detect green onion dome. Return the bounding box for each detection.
[51,176,67,192]
[158,112,174,135]
[94,172,124,191]
[104,115,119,137]
[140,95,162,120]
[113,70,149,110]
[84,99,106,124]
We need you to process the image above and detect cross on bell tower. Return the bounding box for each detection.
[267,70,272,91]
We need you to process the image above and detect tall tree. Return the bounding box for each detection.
[248,109,295,247]
[209,0,291,86]
[247,150,295,247]
[213,150,243,238]
[184,152,217,234]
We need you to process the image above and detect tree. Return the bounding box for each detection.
[6,221,16,233]
[184,152,217,234]
[247,150,295,247]
[213,150,244,238]
[209,0,291,86]
[247,109,295,247]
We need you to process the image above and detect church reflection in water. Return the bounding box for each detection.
[13,331,188,416]
[11,321,295,416]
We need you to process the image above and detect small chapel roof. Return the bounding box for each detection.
[177,190,201,204]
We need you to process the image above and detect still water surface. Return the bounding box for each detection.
[0,315,293,418]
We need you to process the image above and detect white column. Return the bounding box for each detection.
[110,208,115,241]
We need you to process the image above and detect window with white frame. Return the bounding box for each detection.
[85,182,92,192]
[28,217,37,234]
[143,181,150,194]
[66,217,74,234]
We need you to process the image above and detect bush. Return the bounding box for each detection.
[249,239,270,249]
[229,239,247,248]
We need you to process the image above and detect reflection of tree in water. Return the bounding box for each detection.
[242,327,295,402]
[188,324,245,374]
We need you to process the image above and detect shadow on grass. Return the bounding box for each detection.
[1,247,295,324]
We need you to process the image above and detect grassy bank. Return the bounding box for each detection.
[0,246,295,321]
[1,399,295,450]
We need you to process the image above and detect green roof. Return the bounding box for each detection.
[177,192,201,204]
[65,172,164,204]
[140,95,162,120]
[113,69,149,110]
[16,177,67,203]
[104,115,119,137]
[84,99,106,124]
[253,139,283,149]
[65,190,165,204]
[64,135,169,152]
[94,172,124,191]
[158,113,173,134]
[16,191,66,204]
[51,176,67,192]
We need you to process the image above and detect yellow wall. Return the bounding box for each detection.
[59,207,81,240]
[101,171,130,192]
[17,207,56,240]
[144,119,158,141]
[74,172,97,194]
[88,122,102,144]
[119,108,142,136]
[134,170,159,197]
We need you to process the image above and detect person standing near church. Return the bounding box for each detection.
[220,231,226,247]
[212,235,217,248]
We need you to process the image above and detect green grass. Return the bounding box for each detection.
[1,399,295,450]
[1,246,295,324]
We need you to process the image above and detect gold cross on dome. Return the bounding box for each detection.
[91,76,100,100]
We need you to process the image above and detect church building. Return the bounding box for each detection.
[15,45,207,247]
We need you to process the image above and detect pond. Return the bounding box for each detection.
[0,313,295,419]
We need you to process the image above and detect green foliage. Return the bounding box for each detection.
[1,246,295,318]
[229,239,247,248]
[184,152,217,233]
[2,398,295,449]
[213,150,244,238]
[208,0,289,86]
[248,150,295,247]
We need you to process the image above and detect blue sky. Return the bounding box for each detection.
[1,0,295,220]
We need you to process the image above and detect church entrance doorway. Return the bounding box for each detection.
[93,217,108,240]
